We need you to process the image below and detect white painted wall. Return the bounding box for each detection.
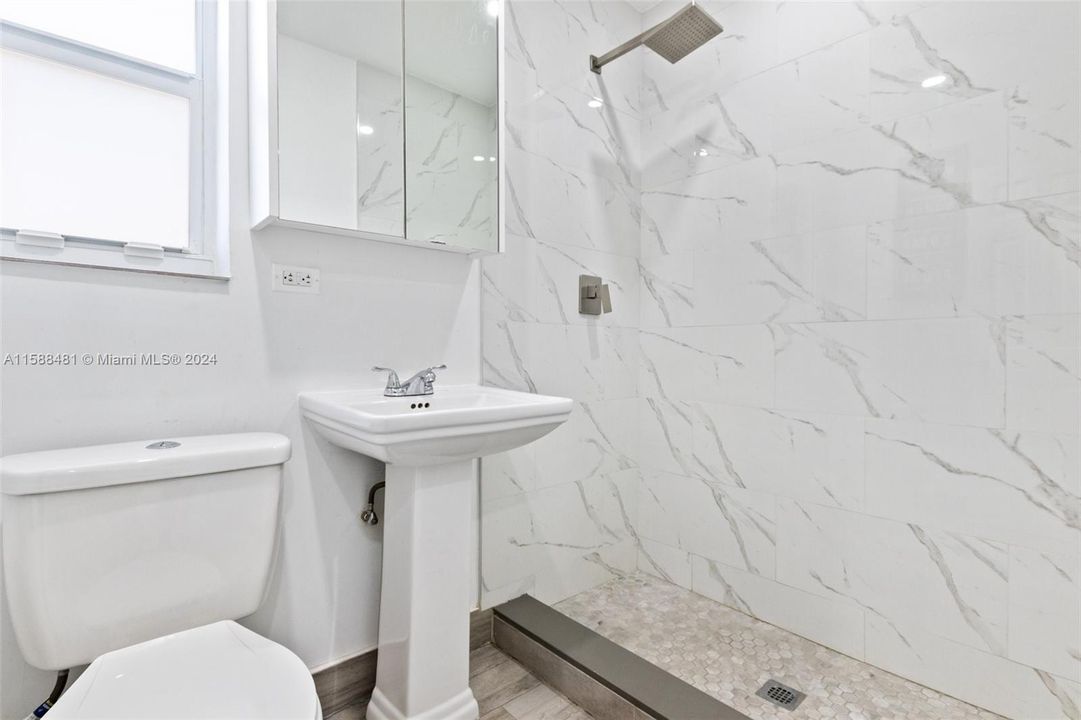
[0,4,480,717]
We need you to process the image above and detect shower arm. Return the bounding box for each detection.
[589,1,723,75]
[589,29,654,74]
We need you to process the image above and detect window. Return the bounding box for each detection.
[0,0,225,277]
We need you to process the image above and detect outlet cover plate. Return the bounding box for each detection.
[273,263,320,294]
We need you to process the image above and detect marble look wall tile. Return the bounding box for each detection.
[867,196,1081,320]
[774,92,1008,235]
[525,474,632,554]
[865,419,1080,557]
[776,501,1009,657]
[532,399,638,489]
[690,555,865,660]
[640,0,779,118]
[481,576,537,610]
[482,318,636,407]
[694,225,866,325]
[865,611,1081,720]
[530,540,638,606]
[1010,87,1080,202]
[481,470,640,608]
[482,313,536,394]
[1006,315,1081,435]
[637,396,696,476]
[483,234,640,329]
[482,491,541,595]
[768,33,870,153]
[637,469,776,577]
[505,148,640,257]
[693,404,864,511]
[774,0,876,64]
[529,469,640,604]
[533,240,640,329]
[506,82,640,189]
[773,318,1006,427]
[638,326,774,407]
[641,157,777,255]
[505,0,644,118]
[638,253,694,328]
[526,326,638,403]
[637,538,692,590]
[867,1,1080,199]
[482,444,538,502]
[1009,546,1081,683]
[487,3,1078,714]
[640,72,772,189]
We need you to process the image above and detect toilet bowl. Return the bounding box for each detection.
[0,433,321,719]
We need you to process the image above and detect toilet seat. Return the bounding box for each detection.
[46,621,322,720]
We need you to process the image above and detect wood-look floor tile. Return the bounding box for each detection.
[480,709,515,720]
[470,643,511,678]
[472,656,540,716]
[502,685,560,717]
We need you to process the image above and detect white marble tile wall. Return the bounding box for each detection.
[480,0,645,608]
[480,1,1078,716]
[632,2,1081,719]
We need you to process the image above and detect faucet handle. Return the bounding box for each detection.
[372,366,401,389]
[419,364,446,393]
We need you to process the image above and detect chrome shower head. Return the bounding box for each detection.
[590,2,723,75]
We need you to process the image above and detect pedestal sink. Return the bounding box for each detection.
[299,385,573,720]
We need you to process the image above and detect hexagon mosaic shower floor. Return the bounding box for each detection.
[554,573,1003,720]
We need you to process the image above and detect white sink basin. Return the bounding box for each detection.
[299,384,573,466]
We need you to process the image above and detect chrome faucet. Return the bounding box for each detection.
[372,365,447,397]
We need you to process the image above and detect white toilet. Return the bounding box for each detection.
[0,433,322,719]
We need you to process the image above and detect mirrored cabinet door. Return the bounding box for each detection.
[249,0,502,254]
[275,0,404,237]
[404,0,499,252]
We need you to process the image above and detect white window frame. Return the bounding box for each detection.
[0,2,228,279]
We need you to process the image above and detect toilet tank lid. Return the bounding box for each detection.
[0,433,291,496]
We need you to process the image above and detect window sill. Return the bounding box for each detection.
[0,232,230,280]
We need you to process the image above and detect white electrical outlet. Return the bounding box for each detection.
[272,263,320,294]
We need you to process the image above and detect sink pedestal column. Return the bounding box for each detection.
[366,459,480,720]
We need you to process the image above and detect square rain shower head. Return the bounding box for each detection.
[589,2,723,74]
[643,2,723,64]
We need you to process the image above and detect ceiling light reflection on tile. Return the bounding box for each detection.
[921,74,948,88]
[587,97,604,108]
[357,123,374,136]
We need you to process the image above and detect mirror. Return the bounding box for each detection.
[404,0,499,252]
[277,0,406,237]
[269,0,500,254]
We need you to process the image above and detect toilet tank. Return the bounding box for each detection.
[0,433,291,671]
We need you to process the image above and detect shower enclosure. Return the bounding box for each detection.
[480,1,1079,719]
